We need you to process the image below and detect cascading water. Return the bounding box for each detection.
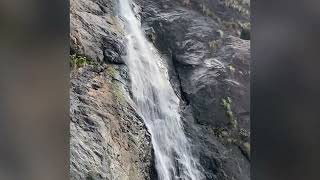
[119,0,203,179]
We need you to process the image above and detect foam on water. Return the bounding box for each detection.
[119,0,203,179]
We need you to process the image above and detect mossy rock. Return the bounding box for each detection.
[106,65,118,78]
[70,54,98,69]
[221,97,238,129]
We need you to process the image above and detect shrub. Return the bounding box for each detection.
[221,97,238,129]
[70,54,97,69]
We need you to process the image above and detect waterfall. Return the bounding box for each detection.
[119,0,203,179]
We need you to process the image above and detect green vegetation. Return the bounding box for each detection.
[106,65,118,78]
[106,65,125,103]
[228,65,236,73]
[112,82,126,104]
[223,0,250,16]
[212,127,239,146]
[221,97,237,129]
[70,54,98,69]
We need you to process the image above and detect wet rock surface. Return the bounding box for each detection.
[70,0,250,179]
[70,0,155,179]
[138,0,250,179]
[70,65,155,180]
[70,0,125,64]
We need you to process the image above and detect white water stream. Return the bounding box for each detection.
[119,0,203,179]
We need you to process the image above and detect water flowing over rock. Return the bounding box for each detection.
[70,66,154,180]
[70,0,250,179]
[137,0,250,179]
[70,0,155,179]
[119,0,203,179]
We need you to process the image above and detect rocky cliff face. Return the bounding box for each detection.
[70,0,250,179]
[138,0,250,179]
[70,0,155,179]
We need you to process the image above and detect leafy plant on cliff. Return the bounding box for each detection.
[70,54,97,69]
[221,97,238,129]
[223,0,250,16]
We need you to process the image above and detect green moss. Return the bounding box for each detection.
[112,82,126,104]
[105,65,125,103]
[213,127,239,145]
[221,97,238,129]
[70,54,98,69]
[106,65,118,78]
